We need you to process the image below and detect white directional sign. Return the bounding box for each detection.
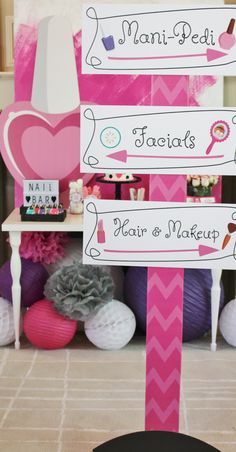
[82,5,236,75]
[83,200,236,270]
[81,106,236,175]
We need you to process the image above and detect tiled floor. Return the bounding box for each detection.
[0,335,235,452]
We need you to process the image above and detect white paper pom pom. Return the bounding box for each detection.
[85,300,136,350]
[219,299,236,347]
[0,297,16,346]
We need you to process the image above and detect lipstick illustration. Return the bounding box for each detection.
[219,18,236,50]
[97,219,106,244]
[0,16,82,193]
[222,223,236,249]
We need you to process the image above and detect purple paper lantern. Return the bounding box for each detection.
[124,267,224,342]
[0,258,49,308]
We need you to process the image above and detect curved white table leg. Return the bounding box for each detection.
[211,269,222,352]
[9,231,22,350]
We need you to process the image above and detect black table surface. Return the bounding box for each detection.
[93,431,220,452]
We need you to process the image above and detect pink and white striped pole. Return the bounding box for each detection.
[145,75,189,431]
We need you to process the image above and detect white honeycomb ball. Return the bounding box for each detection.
[219,299,236,347]
[85,300,136,350]
[0,297,16,346]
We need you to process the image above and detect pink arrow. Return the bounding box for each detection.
[108,48,227,62]
[198,245,219,256]
[107,149,224,163]
[104,245,219,257]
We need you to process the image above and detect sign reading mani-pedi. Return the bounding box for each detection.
[83,200,236,270]
[81,106,236,175]
[82,5,236,75]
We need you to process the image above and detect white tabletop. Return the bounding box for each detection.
[2,208,83,232]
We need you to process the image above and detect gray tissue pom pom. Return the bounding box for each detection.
[44,262,114,321]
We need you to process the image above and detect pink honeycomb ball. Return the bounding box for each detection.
[23,299,77,349]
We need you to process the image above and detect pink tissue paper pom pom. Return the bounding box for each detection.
[19,232,68,264]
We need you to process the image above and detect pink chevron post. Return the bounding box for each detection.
[145,76,188,432]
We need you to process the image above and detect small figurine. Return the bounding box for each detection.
[69,179,83,214]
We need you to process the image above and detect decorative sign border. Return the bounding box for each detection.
[83,200,236,270]
[82,5,236,74]
[81,106,236,175]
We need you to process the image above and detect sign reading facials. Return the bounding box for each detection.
[23,180,59,206]
[83,200,236,270]
[82,5,236,74]
[81,106,236,175]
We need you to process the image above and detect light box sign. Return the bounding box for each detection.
[81,106,236,175]
[82,5,236,75]
[83,200,236,270]
[23,180,59,206]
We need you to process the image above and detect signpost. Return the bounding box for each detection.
[82,4,236,433]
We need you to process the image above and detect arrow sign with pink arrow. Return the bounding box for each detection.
[83,5,236,75]
[81,106,236,175]
[83,200,236,270]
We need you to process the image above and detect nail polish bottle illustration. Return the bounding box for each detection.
[97,220,106,244]
[0,16,81,193]
[219,18,236,50]
[100,24,115,51]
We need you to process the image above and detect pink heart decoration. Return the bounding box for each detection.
[0,102,92,192]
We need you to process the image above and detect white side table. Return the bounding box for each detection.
[2,208,83,349]
[1,208,223,350]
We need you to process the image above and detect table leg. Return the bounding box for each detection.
[9,231,22,350]
[211,269,222,352]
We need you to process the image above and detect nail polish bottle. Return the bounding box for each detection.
[219,18,236,50]
[97,220,106,244]
[0,16,81,193]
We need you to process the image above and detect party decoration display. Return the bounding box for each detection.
[44,262,114,321]
[84,300,136,350]
[82,5,236,75]
[83,200,236,270]
[219,299,236,347]
[124,267,224,341]
[81,106,236,175]
[69,179,83,214]
[0,16,92,192]
[0,258,49,308]
[0,298,17,346]
[23,299,77,349]
[20,232,68,264]
[23,180,59,207]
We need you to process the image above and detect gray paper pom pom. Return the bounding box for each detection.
[44,262,114,321]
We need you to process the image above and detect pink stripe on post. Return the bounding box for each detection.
[145,76,188,432]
